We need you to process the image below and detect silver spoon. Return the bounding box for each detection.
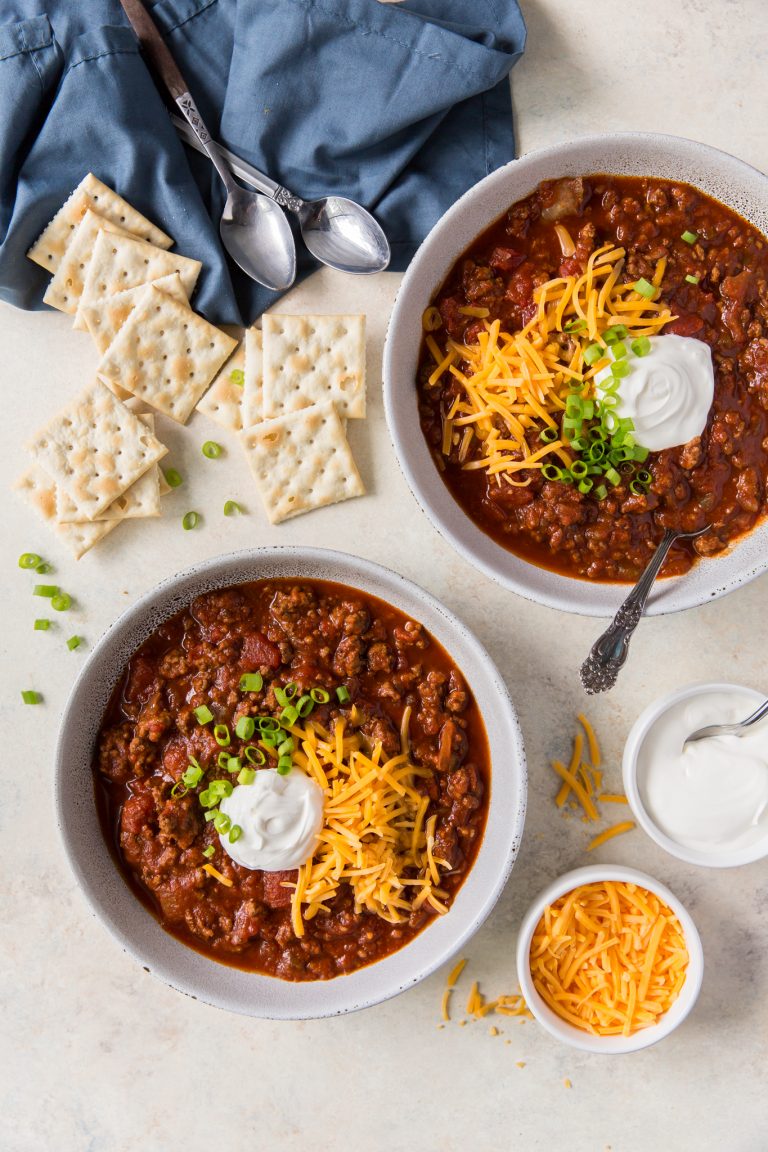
[120,0,296,292]
[580,524,712,695]
[683,698,768,747]
[171,115,391,275]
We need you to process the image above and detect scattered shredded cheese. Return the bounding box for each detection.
[440,958,531,1025]
[530,880,689,1036]
[586,821,636,851]
[288,718,447,939]
[202,863,233,887]
[551,715,631,848]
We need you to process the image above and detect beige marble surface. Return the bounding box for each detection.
[2,1,768,1149]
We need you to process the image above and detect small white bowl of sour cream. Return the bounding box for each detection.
[623,682,768,868]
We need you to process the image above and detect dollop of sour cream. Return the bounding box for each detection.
[219,768,324,871]
[595,334,714,451]
[637,690,768,856]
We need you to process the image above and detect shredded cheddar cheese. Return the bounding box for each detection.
[425,246,675,485]
[586,821,636,852]
[286,718,447,939]
[440,958,531,1025]
[202,863,233,887]
[551,715,630,848]
[530,880,689,1036]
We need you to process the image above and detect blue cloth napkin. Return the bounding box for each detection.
[0,0,526,324]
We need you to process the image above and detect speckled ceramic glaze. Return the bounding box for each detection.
[383,132,768,617]
[55,548,526,1018]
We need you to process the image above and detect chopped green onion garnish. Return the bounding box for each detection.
[296,694,314,718]
[226,756,242,774]
[21,690,41,705]
[310,687,330,704]
[610,341,627,360]
[204,809,219,822]
[235,716,255,740]
[564,318,587,332]
[605,467,621,486]
[610,361,630,379]
[565,394,583,417]
[209,779,233,799]
[284,682,298,699]
[194,705,214,725]
[336,686,350,704]
[595,484,608,500]
[237,766,256,786]
[230,368,245,386]
[182,511,199,530]
[570,460,588,479]
[202,845,216,858]
[541,464,564,481]
[539,426,559,444]
[636,469,652,484]
[223,500,243,516]
[199,788,216,808]
[239,672,263,693]
[633,278,656,299]
[34,619,51,631]
[280,704,299,728]
[681,230,698,245]
[51,592,71,612]
[163,467,183,488]
[66,635,82,650]
[35,561,52,574]
[217,750,230,769]
[583,343,604,366]
[603,324,628,343]
[631,337,651,357]
[34,584,58,598]
[214,811,231,834]
[685,273,700,285]
[182,763,204,788]
[228,824,242,843]
[213,723,231,747]
[630,479,649,495]
[632,445,650,463]
[578,478,593,494]
[19,553,42,569]
[202,440,223,459]
[257,716,280,732]
[278,737,295,756]
[276,756,292,776]
[244,746,266,766]
[170,780,188,798]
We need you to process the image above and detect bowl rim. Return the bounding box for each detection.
[54,545,527,1018]
[382,129,768,618]
[622,680,768,868]
[515,863,704,1054]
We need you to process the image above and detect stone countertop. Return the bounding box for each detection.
[2,1,767,1149]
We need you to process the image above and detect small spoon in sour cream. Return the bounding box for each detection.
[683,696,768,748]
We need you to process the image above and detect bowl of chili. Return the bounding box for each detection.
[383,132,768,616]
[55,547,526,1017]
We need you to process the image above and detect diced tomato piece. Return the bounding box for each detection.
[489,246,525,274]
[241,632,281,671]
[262,870,297,908]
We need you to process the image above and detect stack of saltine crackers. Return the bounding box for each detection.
[16,173,367,556]
[199,314,365,523]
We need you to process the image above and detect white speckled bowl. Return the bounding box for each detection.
[383,132,768,617]
[55,547,526,1018]
[516,865,704,1053]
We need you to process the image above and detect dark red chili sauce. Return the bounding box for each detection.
[94,580,489,981]
[418,175,768,581]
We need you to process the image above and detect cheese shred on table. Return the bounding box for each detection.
[530,880,689,1036]
[425,246,675,485]
[551,714,631,841]
[286,717,449,939]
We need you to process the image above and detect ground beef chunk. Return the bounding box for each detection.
[157,794,201,849]
[333,634,366,677]
[263,871,296,909]
[367,641,394,673]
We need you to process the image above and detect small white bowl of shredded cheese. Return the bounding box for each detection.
[623,682,768,868]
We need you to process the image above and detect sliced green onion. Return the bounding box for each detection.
[163,467,183,488]
[230,368,245,386]
[681,230,698,245]
[276,756,292,776]
[202,440,223,459]
[51,592,71,612]
[182,511,199,530]
[595,484,608,500]
[213,811,231,834]
[204,809,219,822]
[636,469,652,484]
[257,716,280,732]
[599,393,618,409]
[632,445,650,463]
[278,737,295,756]
[564,318,587,332]
[611,360,630,379]
[223,500,242,516]
[605,467,621,486]
[578,478,593,494]
[66,635,82,650]
[631,337,652,357]
[209,779,233,799]
[170,781,188,798]
[21,690,42,705]
[262,728,279,748]
[217,750,230,769]
[239,673,263,693]
[235,716,256,740]
[18,552,41,569]
[581,400,594,420]
[630,479,649,495]
[213,723,231,747]
[35,561,53,574]
[603,324,628,343]
[565,394,584,417]
[182,763,204,788]
[296,694,314,718]
[237,766,256,786]
[199,788,217,808]
[280,704,299,728]
[310,688,330,704]
[202,845,216,858]
[586,442,606,463]
[685,273,700,285]
[34,619,51,631]
[284,682,298,699]
[610,341,627,360]
[633,277,656,299]
[588,425,607,441]
[539,426,559,444]
[570,460,588,479]
[228,824,242,843]
[541,464,564,481]
[194,705,214,725]
[336,686,350,704]
[583,343,604,366]
[244,745,266,766]
[226,756,242,774]
[33,584,58,598]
